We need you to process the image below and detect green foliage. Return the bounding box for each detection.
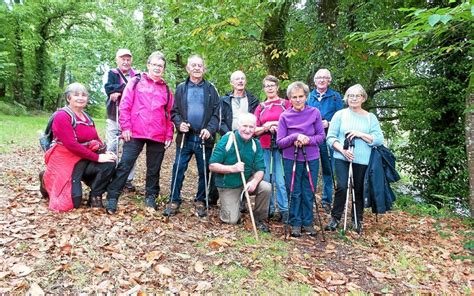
[0,101,28,116]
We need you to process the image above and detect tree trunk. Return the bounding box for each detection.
[467,89,474,217]
[55,63,66,109]
[261,0,291,83]
[12,16,24,105]
[143,0,155,53]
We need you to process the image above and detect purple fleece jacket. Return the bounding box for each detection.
[277,106,325,161]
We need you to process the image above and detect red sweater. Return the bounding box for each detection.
[52,110,101,161]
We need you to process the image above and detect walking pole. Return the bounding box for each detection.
[285,146,299,240]
[343,144,356,232]
[201,138,209,210]
[231,133,259,241]
[302,146,326,242]
[349,150,358,232]
[115,102,121,165]
[170,133,186,204]
[269,133,278,217]
[326,143,337,190]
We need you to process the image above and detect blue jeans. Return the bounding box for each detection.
[283,158,319,227]
[319,140,335,205]
[107,138,165,200]
[169,135,212,204]
[263,148,288,213]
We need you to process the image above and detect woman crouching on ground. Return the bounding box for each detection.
[40,82,117,212]
[325,84,383,234]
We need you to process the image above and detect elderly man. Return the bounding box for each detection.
[209,113,271,232]
[163,55,220,218]
[220,70,259,135]
[104,48,138,192]
[306,69,344,213]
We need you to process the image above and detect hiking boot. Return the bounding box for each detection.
[303,225,317,237]
[239,199,248,213]
[291,226,301,237]
[322,202,332,214]
[256,221,270,233]
[270,211,282,222]
[163,202,180,217]
[195,201,207,218]
[144,196,158,210]
[352,221,363,234]
[38,171,49,199]
[106,198,118,214]
[281,211,289,225]
[324,217,339,231]
[88,195,104,208]
[123,180,136,192]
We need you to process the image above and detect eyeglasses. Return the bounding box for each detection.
[149,63,165,69]
[315,76,330,81]
[190,63,204,68]
[347,94,364,99]
[264,84,277,89]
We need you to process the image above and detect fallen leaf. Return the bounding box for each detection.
[25,185,39,191]
[195,281,212,291]
[208,237,232,249]
[26,282,44,296]
[176,253,191,259]
[11,263,32,277]
[213,259,223,266]
[123,284,141,295]
[0,271,10,279]
[94,263,110,275]
[145,251,162,262]
[155,264,172,276]
[112,253,127,260]
[194,261,204,273]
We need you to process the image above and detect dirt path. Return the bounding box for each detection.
[0,145,472,294]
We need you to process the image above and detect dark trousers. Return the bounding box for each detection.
[169,135,212,204]
[71,159,115,208]
[107,138,165,200]
[331,159,367,222]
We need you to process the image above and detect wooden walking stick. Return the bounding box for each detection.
[231,132,259,241]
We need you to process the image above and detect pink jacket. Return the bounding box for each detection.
[120,72,174,142]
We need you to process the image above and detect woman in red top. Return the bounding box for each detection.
[41,83,117,212]
[254,75,291,223]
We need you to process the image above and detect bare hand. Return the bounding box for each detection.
[179,122,191,133]
[346,130,362,142]
[232,162,245,173]
[165,140,172,149]
[200,129,210,140]
[122,130,132,142]
[296,134,309,146]
[110,92,121,102]
[342,149,354,162]
[98,153,117,163]
[269,125,278,133]
[246,179,257,193]
[322,120,329,129]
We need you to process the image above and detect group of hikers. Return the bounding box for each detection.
[39,49,387,238]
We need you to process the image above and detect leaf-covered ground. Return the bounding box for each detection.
[0,144,472,294]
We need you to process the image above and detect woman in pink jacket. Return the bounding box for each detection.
[106,51,174,214]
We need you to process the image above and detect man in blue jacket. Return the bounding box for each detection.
[306,69,344,213]
[164,55,220,218]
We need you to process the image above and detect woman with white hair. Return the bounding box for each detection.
[325,84,384,234]
[40,82,117,212]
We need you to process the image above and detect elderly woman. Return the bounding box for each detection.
[254,75,291,223]
[40,83,117,212]
[277,81,325,237]
[105,51,174,214]
[325,84,384,234]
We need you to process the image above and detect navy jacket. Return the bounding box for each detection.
[363,145,400,214]
[171,78,220,147]
[220,90,259,135]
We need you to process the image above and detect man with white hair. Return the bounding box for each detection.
[209,113,271,232]
[306,68,344,213]
[104,48,138,192]
[220,70,259,135]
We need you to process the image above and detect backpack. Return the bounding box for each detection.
[39,106,94,152]
[130,73,171,120]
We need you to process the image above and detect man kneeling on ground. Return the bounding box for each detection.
[209,113,271,232]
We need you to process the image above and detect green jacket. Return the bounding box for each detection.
[209,131,265,189]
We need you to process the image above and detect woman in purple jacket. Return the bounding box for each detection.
[277,81,325,237]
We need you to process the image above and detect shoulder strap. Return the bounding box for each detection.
[164,84,170,120]
[116,68,129,84]
[259,99,287,118]
[132,73,142,90]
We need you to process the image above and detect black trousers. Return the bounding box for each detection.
[107,138,165,201]
[331,159,367,223]
[71,159,115,208]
